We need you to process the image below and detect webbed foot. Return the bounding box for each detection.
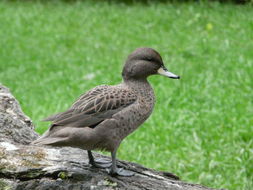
[90,158,112,168]
[107,167,135,177]
[88,150,112,168]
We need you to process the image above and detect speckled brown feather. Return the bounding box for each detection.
[43,85,137,129]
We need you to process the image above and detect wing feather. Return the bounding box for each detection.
[43,85,137,129]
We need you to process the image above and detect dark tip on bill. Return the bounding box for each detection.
[170,75,180,79]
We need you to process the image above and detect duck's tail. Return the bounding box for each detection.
[31,136,69,146]
[31,129,68,146]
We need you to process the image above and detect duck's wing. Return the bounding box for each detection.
[43,85,137,128]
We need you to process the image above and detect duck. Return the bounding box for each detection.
[32,47,180,177]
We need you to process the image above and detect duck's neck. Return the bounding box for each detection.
[124,78,148,87]
[123,78,155,118]
[123,78,154,97]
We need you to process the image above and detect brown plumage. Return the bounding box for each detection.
[32,47,180,176]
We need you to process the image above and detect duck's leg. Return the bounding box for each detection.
[108,149,134,177]
[87,150,112,168]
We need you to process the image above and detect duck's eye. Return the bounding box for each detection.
[144,57,161,66]
[145,57,154,62]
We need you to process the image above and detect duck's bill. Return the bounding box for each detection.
[157,66,180,79]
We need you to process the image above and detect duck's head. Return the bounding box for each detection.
[122,47,180,81]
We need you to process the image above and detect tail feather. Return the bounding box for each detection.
[31,129,66,146]
[32,136,69,146]
[32,127,98,150]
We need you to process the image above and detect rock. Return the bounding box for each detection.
[0,84,224,190]
[0,84,38,145]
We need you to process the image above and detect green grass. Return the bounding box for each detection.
[0,1,252,189]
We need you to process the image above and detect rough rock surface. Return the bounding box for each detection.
[0,84,38,145]
[0,84,224,190]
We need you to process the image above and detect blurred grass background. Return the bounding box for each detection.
[0,1,252,189]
